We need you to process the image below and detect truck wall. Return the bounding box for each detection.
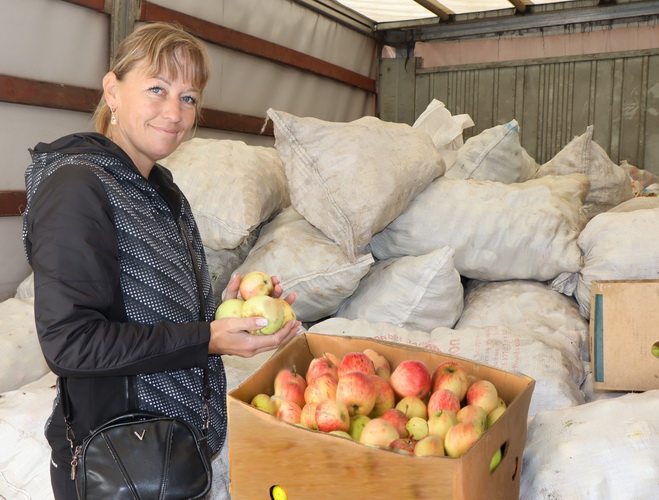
[0,0,378,299]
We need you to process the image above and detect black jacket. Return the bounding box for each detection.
[23,133,226,465]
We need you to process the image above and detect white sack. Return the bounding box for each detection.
[267,108,445,262]
[160,138,289,251]
[445,120,539,183]
[551,207,659,318]
[309,318,585,418]
[606,195,659,213]
[335,246,464,331]
[15,272,35,299]
[230,207,374,322]
[0,372,56,500]
[0,297,50,393]
[521,390,659,500]
[535,125,633,220]
[370,174,589,281]
[412,99,474,150]
[457,279,589,361]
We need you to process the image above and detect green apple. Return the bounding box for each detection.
[214,298,244,319]
[405,416,429,441]
[348,414,371,441]
[241,295,285,334]
[652,344,659,358]
[489,447,502,473]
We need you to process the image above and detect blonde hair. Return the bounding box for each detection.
[94,22,210,135]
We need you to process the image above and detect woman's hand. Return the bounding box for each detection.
[211,272,300,357]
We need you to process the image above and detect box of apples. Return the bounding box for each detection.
[228,332,535,500]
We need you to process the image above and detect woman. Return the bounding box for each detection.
[22,22,300,498]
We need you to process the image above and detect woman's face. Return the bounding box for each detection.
[104,61,200,176]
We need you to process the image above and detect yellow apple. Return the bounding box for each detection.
[274,297,296,324]
[405,416,429,441]
[214,298,244,319]
[414,435,445,457]
[250,393,277,415]
[241,295,285,334]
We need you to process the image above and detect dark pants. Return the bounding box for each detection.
[50,455,78,500]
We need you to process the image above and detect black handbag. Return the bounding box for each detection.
[63,378,213,500]
[62,219,213,499]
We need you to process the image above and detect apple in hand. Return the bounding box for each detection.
[239,271,274,300]
[431,361,469,401]
[315,399,350,433]
[338,352,375,378]
[250,393,277,415]
[414,435,445,457]
[368,375,396,418]
[395,396,427,419]
[214,298,244,319]
[466,380,499,415]
[306,355,338,385]
[389,359,431,399]
[359,418,399,449]
[427,388,461,414]
[406,416,429,441]
[444,421,483,458]
[427,410,457,440]
[274,297,296,324]
[380,408,409,438]
[336,371,377,416]
[241,295,285,334]
[304,373,338,405]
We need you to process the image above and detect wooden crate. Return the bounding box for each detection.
[590,280,659,391]
[228,332,535,499]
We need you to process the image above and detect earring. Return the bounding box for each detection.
[110,107,117,126]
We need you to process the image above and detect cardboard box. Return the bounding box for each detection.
[589,279,659,391]
[228,332,535,499]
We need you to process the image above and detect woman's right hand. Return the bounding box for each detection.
[208,315,301,357]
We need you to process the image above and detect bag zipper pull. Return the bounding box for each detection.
[70,445,81,480]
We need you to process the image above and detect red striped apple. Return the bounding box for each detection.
[239,271,273,300]
[466,379,499,414]
[427,388,461,414]
[336,371,377,416]
[380,408,409,438]
[431,360,469,401]
[389,359,431,399]
[359,418,399,449]
[338,352,375,378]
[444,421,483,458]
[315,399,350,433]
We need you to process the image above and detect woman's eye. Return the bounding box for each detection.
[182,95,197,104]
[149,86,164,95]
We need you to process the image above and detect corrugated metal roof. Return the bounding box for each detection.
[333,0,580,23]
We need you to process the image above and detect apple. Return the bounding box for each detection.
[274,297,296,324]
[456,404,487,430]
[300,402,318,430]
[405,416,429,441]
[323,351,341,368]
[652,344,659,358]
[315,399,350,433]
[214,298,244,319]
[368,375,396,418]
[363,348,391,379]
[274,380,305,409]
[239,271,273,300]
[427,410,457,440]
[431,361,469,401]
[359,418,399,449]
[305,355,338,385]
[414,435,445,457]
[304,373,338,405]
[274,368,306,394]
[241,295,285,334]
[390,438,416,455]
[348,414,371,441]
[490,447,503,473]
[389,359,431,399]
[487,407,506,429]
[444,421,483,458]
[328,430,353,440]
[250,393,277,415]
[338,352,375,378]
[466,380,499,415]
[276,400,302,425]
[380,408,409,438]
[497,397,507,409]
[336,371,377,416]
[395,396,427,419]
[427,388,461,414]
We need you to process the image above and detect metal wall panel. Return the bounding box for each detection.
[380,49,659,173]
